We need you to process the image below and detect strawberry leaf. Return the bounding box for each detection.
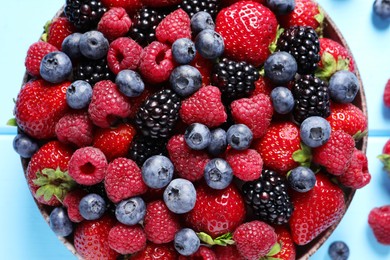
[259,242,282,260]
[6,118,17,127]
[378,154,390,173]
[292,143,312,167]
[268,26,284,53]
[336,55,350,71]
[315,52,337,80]
[314,7,325,36]
[353,130,368,140]
[197,232,235,246]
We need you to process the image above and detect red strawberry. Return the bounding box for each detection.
[63,189,87,223]
[289,173,346,245]
[74,215,119,260]
[25,41,58,77]
[155,9,191,45]
[221,0,265,7]
[131,243,179,260]
[108,223,147,254]
[167,135,210,181]
[179,246,217,260]
[213,245,244,260]
[230,93,273,139]
[225,149,263,181]
[46,17,76,50]
[142,0,182,7]
[378,139,390,174]
[368,205,390,245]
[15,79,70,139]
[191,53,213,86]
[185,184,246,237]
[27,141,74,206]
[98,7,132,41]
[383,79,390,108]
[273,226,296,260]
[107,37,143,74]
[251,76,274,96]
[101,0,142,14]
[180,86,227,127]
[215,1,278,66]
[338,148,371,189]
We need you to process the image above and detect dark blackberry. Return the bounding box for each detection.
[211,57,259,103]
[179,0,220,19]
[277,26,320,75]
[74,58,113,86]
[242,169,293,225]
[64,0,106,31]
[135,89,181,139]
[292,74,331,123]
[129,136,168,166]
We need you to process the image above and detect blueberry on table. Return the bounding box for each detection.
[287,166,316,193]
[264,51,297,85]
[300,116,331,148]
[172,38,197,65]
[270,86,295,114]
[142,155,174,189]
[13,133,39,158]
[40,51,72,83]
[174,228,200,256]
[195,29,224,59]
[328,241,350,260]
[79,193,106,220]
[115,70,145,97]
[163,178,196,214]
[184,123,211,150]
[115,197,146,226]
[204,158,233,190]
[49,207,73,237]
[66,80,93,109]
[329,70,359,103]
[373,0,390,20]
[227,124,253,150]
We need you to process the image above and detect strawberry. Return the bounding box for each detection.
[179,246,217,260]
[225,149,263,181]
[142,0,182,7]
[215,1,278,66]
[221,0,265,7]
[108,223,147,254]
[368,205,390,245]
[273,226,296,260]
[131,242,179,259]
[191,53,213,86]
[98,7,132,41]
[74,214,119,260]
[15,79,70,139]
[185,184,246,237]
[251,76,274,97]
[155,9,191,45]
[26,141,75,206]
[101,0,142,14]
[289,173,346,245]
[378,139,390,174]
[46,17,76,50]
[213,245,244,260]
[338,148,371,189]
[383,79,390,108]
[25,41,58,77]
[63,189,88,223]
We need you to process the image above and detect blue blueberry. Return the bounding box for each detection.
[195,29,224,59]
[79,31,109,60]
[266,0,296,15]
[191,11,215,35]
[329,70,359,103]
[40,51,72,83]
[204,158,233,190]
[172,38,197,65]
[174,228,200,256]
[66,80,93,109]
[207,128,227,156]
[374,0,390,19]
[288,166,316,192]
[49,207,73,237]
[163,178,196,214]
[328,241,350,260]
[142,155,174,189]
[270,86,295,114]
[184,123,211,150]
[79,193,106,220]
[227,124,253,150]
[115,197,146,225]
[62,33,82,59]
[13,133,39,158]
[264,51,297,85]
[170,65,202,97]
[115,70,145,97]
[300,116,331,148]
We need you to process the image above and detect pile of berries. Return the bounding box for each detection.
[13,0,372,259]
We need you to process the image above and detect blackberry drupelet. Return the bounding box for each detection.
[277,26,320,75]
[129,136,168,166]
[292,74,331,124]
[179,0,220,19]
[212,57,259,103]
[74,58,113,86]
[64,0,106,31]
[242,169,293,225]
[135,89,181,139]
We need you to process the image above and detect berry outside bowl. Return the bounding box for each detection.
[18,5,367,260]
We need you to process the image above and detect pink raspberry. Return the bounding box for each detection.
[25,41,58,77]
[225,149,263,181]
[155,9,191,45]
[107,37,143,74]
[68,146,108,185]
[98,7,132,41]
[63,189,87,223]
[338,148,371,189]
[108,224,147,254]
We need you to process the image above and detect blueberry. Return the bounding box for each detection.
[328,241,350,260]
[191,11,215,35]
[329,70,359,103]
[49,207,73,237]
[300,116,331,148]
[62,33,82,59]
[174,228,200,256]
[227,124,253,150]
[142,155,174,189]
[13,133,39,158]
[204,158,233,190]
[79,31,109,60]
[288,166,316,192]
[79,193,106,220]
[40,51,72,83]
[66,80,93,109]
[163,178,196,214]
[270,86,295,114]
[184,123,211,150]
[172,38,197,65]
[264,51,297,85]
[195,29,224,59]
[115,70,145,97]
[207,128,227,156]
[170,65,202,97]
[115,197,146,225]
[373,0,390,19]
[265,0,296,15]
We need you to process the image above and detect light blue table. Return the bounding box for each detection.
[0,0,389,259]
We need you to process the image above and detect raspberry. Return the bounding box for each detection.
[63,189,88,223]
[88,80,131,128]
[141,0,182,7]
[338,148,371,189]
[139,41,175,84]
[155,9,191,45]
[167,135,210,181]
[104,158,148,203]
[25,41,58,77]
[107,37,143,75]
[47,17,76,50]
[225,149,263,181]
[101,0,142,14]
[383,79,390,108]
[68,146,108,185]
[368,205,390,245]
[180,86,227,128]
[108,224,147,254]
[98,7,132,41]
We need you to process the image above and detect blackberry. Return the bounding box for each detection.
[179,0,220,19]
[135,89,181,139]
[74,58,113,86]
[212,57,259,102]
[64,0,106,31]
[129,136,168,166]
[292,74,331,124]
[242,169,293,225]
[277,26,320,75]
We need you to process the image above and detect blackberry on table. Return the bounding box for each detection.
[129,136,168,166]
[74,58,113,86]
[64,0,106,31]
[179,0,220,19]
